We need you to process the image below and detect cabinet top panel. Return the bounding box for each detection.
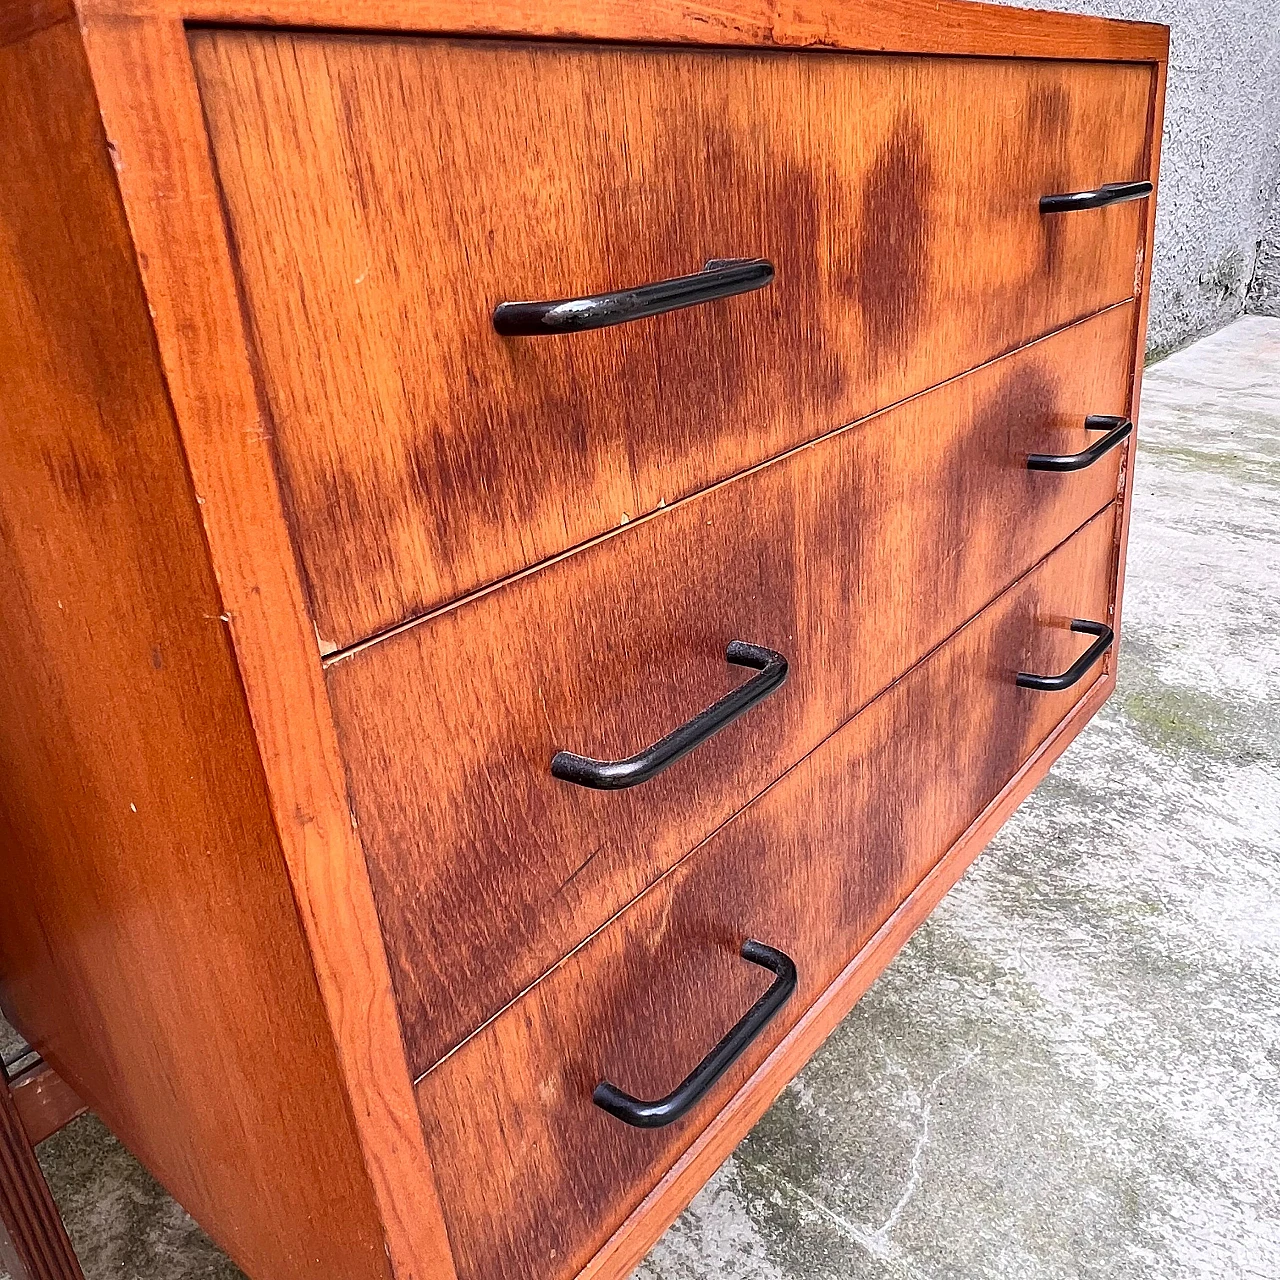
[10,0,1168,64]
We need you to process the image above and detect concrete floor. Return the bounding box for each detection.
[5,316,1278,1280]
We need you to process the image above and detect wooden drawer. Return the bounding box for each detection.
[192,32,1152,647]
[327,304,1134,1077]
[415,503,1118,1280]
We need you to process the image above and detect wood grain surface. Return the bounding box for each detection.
[417,503,1119,1280]
[193,31,1152,646]
[76,14,462,1279]
[0,22,391,1280]
[0,0,71,45]
[329,304,1134,1076]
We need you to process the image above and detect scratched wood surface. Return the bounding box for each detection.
[416,503,1119,1280]
[0,22,391,1280]
[328,304,1134,1077]
[192,32,1151,648]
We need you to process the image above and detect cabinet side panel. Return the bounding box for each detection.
[0,22,390,1280]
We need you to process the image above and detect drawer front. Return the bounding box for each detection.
[328,305,1134,1077]
[192,31,1152,647]
[416,504,1119,1280]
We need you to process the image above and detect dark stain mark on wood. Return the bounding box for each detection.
[41,441,109,507]
[851,116,934,369]
[1029,84,1073,277]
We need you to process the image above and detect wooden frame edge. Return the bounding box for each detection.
[577,668,1117,1280]
[8,1064,87,1149]
[0,1076,84,1280]
[74,16,458,1280]
[1111,54,1168,654]
[66,0,1169,62]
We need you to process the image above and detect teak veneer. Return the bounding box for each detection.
[194,34,1149,646]
[0,1,1166,1278]
[331,303,1135,1077]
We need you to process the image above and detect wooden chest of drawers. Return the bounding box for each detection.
[0,2,1167,1279]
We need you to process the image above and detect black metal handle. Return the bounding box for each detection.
[593,939,797,1129]
[1027,414,1133,472]
[493,258,774,336]
[1040,180,1153,215]
[551,641,787,790]
[1017,619,1113,691]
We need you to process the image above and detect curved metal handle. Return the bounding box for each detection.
[1017,618,1114,691]
[493,258,774,336]
[551,641,788,790]
[1040,180,1153,215]
[593,939,797,1129]
[1027,414,1133,472]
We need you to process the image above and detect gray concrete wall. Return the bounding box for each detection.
[990,0,1280,355]
[1248,185,1280,317]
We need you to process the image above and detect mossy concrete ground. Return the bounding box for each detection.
[3,317,1278,1280]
